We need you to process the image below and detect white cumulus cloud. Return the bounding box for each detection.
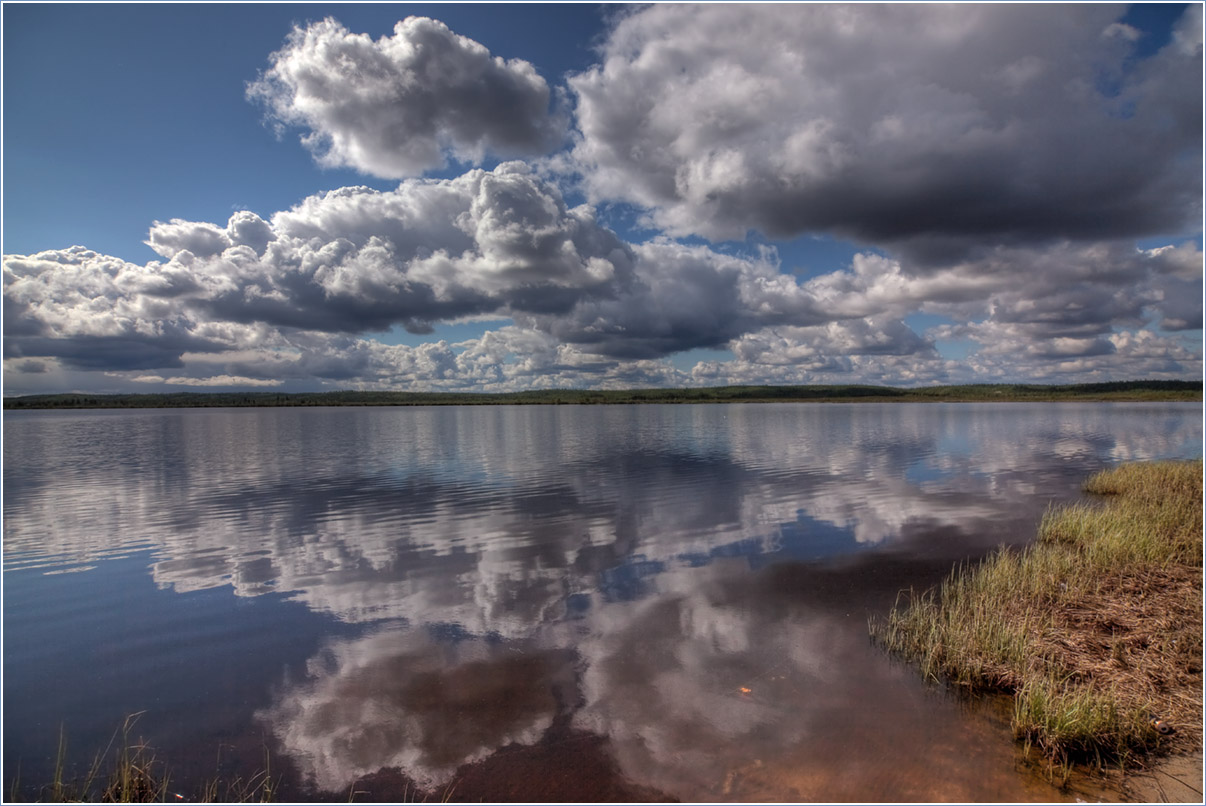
[248,16,566,178]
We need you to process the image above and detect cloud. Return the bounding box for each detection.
[2,246,251,370]
[941,241,1202,348]
[6,227,1198,388]
[144,219,233,261]
[569,4,1203,258]
[208,327,693,392]
[8,166,622,381]
[929,321,1201,383]
[802,240,1201,338]
[3,10,1201,395]
[146,211,277,261]
[6,6,1202,393]
[248,16,565,178]
[1143,242,1204,331]
[12,359,47,374]
[731,318,937,365]
[514,238,846,361]
[6,162,838,382]
[143,163,635,337]
[697,240,1202,386]
[129,373,283,387]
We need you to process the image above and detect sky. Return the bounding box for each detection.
[2,2,1203,395]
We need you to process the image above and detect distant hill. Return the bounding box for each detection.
[3,380,1201,409]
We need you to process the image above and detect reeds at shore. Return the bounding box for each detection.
[9,712,278,803]
[871,459,1203,765]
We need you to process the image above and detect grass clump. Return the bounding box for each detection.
[16,713,171,803]
[9,713,279,802]
[1012,676,1154,763]
[872,459,1203,766]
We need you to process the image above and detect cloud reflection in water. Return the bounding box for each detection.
[3,403,1200,798]
[257,627,576,790]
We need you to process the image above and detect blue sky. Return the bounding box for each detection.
[3,4,601,260]
[3,2,1202,394]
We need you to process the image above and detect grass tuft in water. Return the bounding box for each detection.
[10,713,279,803]
[871,459,1203,766]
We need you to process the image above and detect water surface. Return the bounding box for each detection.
[3,403,1200,801]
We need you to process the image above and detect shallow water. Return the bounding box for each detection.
[3,402,1201,801]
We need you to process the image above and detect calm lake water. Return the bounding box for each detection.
[3,402,1201,802]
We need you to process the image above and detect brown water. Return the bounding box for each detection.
[3,402,1200,801]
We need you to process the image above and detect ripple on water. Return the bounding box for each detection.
[1,403,1200,801]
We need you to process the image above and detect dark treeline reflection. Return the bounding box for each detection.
[3,403,1200,801]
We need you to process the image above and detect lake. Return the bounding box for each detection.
[2,402,1201,802]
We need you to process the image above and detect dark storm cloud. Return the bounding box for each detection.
[1143,242,1204,331]
[570,4,1203,261]
[248,16,566,178]
[2,294,45,337]
[7,335,188,371]
[12,359,47,374]
[1151,277,1203,331]
[520,239,829,360]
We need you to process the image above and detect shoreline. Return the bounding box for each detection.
[3,380,1201,410]
[871,459,1203,782]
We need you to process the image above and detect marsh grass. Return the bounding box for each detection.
[346,777,458,804]
[198,744,277,804]
[15,713,171,803]
[871,459,1203,766]
[10,713,279,803]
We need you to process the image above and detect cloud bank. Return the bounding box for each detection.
[3,5,1201,393]
[4,204,1200,391]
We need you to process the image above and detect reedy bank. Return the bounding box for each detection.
[871,459,1203,766]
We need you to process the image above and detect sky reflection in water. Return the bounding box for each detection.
[3,403,1200,801]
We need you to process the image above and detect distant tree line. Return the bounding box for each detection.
[3,380,1200,410]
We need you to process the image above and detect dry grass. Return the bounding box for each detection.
[872,459,1203,766]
